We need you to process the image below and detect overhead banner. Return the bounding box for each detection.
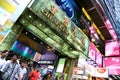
[0,0,31,44]
[30,0,90,56]
[94,68,109,78]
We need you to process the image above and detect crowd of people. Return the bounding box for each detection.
[0,50,53,80]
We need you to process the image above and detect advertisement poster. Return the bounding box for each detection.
[0,0,31,44]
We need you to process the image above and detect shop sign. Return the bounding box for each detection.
[78,58,95,76]
[38,60,54,65]
[30,0,90,56]
[94,68,109,78]
[72,74,88,79]
[73,67,84,75]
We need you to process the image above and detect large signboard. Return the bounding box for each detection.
[105,40,120,56]
[30,0,89,56]
[103,57,120,75]
[0,0,31,44]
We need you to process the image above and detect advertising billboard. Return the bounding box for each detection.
[103,57,120,75]
[0,0,31,43]
[105,40,120,56]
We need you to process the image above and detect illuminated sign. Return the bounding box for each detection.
[38,60,54,65]
[54,0,82,27]
[30,0,89,56]
[54,0,74,19]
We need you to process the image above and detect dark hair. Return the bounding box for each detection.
[1,50,8,53]
[11,53,19,59]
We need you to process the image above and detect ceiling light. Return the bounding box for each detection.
[25,32,28,34]
[29,15,32,18]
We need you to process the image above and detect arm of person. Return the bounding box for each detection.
[0,62,9,73]
[29,71,34,78]
[17,65,21,80]
[22,69,27,79]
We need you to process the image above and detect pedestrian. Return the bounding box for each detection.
[1,54,20,80]
[0,50,9,79]
[29,65,41,80]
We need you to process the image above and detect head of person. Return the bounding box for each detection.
[11,54,19,62]
[1,50,9,58]
[20,62,26,68]
[59,76,64,80]
[36,65,41,72]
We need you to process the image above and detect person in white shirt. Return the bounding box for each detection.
[0,50,9,70]
[19,62,27,80]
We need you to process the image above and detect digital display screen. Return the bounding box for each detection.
[103,57,120,75]
[105,40,120,56]
[11,40,36,59]
[89,42,97,61]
